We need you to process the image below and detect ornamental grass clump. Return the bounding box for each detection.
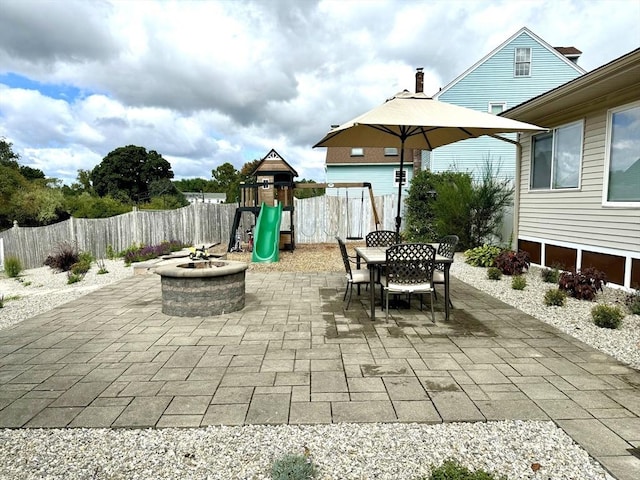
[624,290,640,315]
[591,304,624,329]
[544,288,567,307]
[487,267,502,280]
[44,241,79,272]
[541,266,560,283]
[427,459,506,480]
[3,255,22,278]
[270,453,317,480]
[512,275,527,290]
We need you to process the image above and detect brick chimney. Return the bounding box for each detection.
[415,67,424,93]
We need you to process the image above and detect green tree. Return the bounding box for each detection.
[294,179,325,199]
[14,187,67,226]
[173,177,218,193]
[65,193,131,218]
[91,145,174,203]
[211,162,240,203]
[0,165,29,229]
[0,137,20,169]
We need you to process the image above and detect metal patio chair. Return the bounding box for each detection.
[336,236,370,309]
[433,235,458,307]
[382,243,436,322]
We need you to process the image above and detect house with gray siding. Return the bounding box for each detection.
[428,27,585,180]
[502,48,640,289]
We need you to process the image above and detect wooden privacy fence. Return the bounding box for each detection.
[0,195,400,269]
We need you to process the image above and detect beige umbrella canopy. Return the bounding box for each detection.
[314,90,545,235]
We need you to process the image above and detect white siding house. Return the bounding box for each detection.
[502,48,640,288]
[428,27,585,180]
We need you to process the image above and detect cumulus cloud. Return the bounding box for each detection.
[0,0,638,185]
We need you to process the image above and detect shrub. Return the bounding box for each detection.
[512,275,527,290]
[44,241,79,272]
[558,267,607,301]
[592,304,624,329]
[428,459,505,480]
[624,290,640,315]
[67,272,82,284]
[487,267,502,280]
[105,244,118,260]
[494,249,530,275]
[3,255,22,278]
[270,453,317,480]
[0,294,20,308]
[541,266,560,283]
[544,288,567,307]
[464,244,503,267]
[71,259,91,275]
[96,258,109,275]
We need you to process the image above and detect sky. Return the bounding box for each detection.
[0,0,639,186]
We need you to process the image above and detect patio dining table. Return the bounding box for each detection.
[355,244,453,321]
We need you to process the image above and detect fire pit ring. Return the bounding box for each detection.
[155,260,249,317]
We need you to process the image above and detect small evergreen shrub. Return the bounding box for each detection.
[464,244,503,267]
[428,459,505,480]
[3,255,22,278]
[592,304,624,329]
[44,241,79,272]
[512,275,527,290]
[67,272,82,284]
[544,288,567,307]
[105,244,117,260]
[541,266,560,283]
[270,453,317,480]
[487,267,502,280]
[71,260,91,275]
[624,290,640,315]
[558,267,607,301]
[494,249,530,275]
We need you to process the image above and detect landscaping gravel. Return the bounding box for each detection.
[0,248,633,479]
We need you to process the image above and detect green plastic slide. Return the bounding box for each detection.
[251,202,283,263]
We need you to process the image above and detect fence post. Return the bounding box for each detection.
[0,237,4,271]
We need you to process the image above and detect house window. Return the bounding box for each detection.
[515,47,531,77]
[262,179,270,189]
[384,147,398,156]
[394,168,407,186]
[604,101,640,203]
[489,103,506,115]
[530,120,583,190]
[351,148,364,157]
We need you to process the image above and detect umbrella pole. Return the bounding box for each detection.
[395,142,405,238]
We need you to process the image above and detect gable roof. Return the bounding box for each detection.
[501,48,640,124]
[252,148,298,177]
[433,26,586,98]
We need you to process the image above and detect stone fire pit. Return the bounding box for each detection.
[155,260,248,317]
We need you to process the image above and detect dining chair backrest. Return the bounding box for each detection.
[366,230,398,247]
[385,243,436,286]
[437,235,459,260]
[336,237,353,277]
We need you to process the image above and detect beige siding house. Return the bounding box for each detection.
[502,48,640,288]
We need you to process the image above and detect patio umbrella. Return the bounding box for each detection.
[314,90,545,236]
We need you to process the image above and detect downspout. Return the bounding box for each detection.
[513,133,521,251]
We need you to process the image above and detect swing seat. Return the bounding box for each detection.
[346,236,363,240]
